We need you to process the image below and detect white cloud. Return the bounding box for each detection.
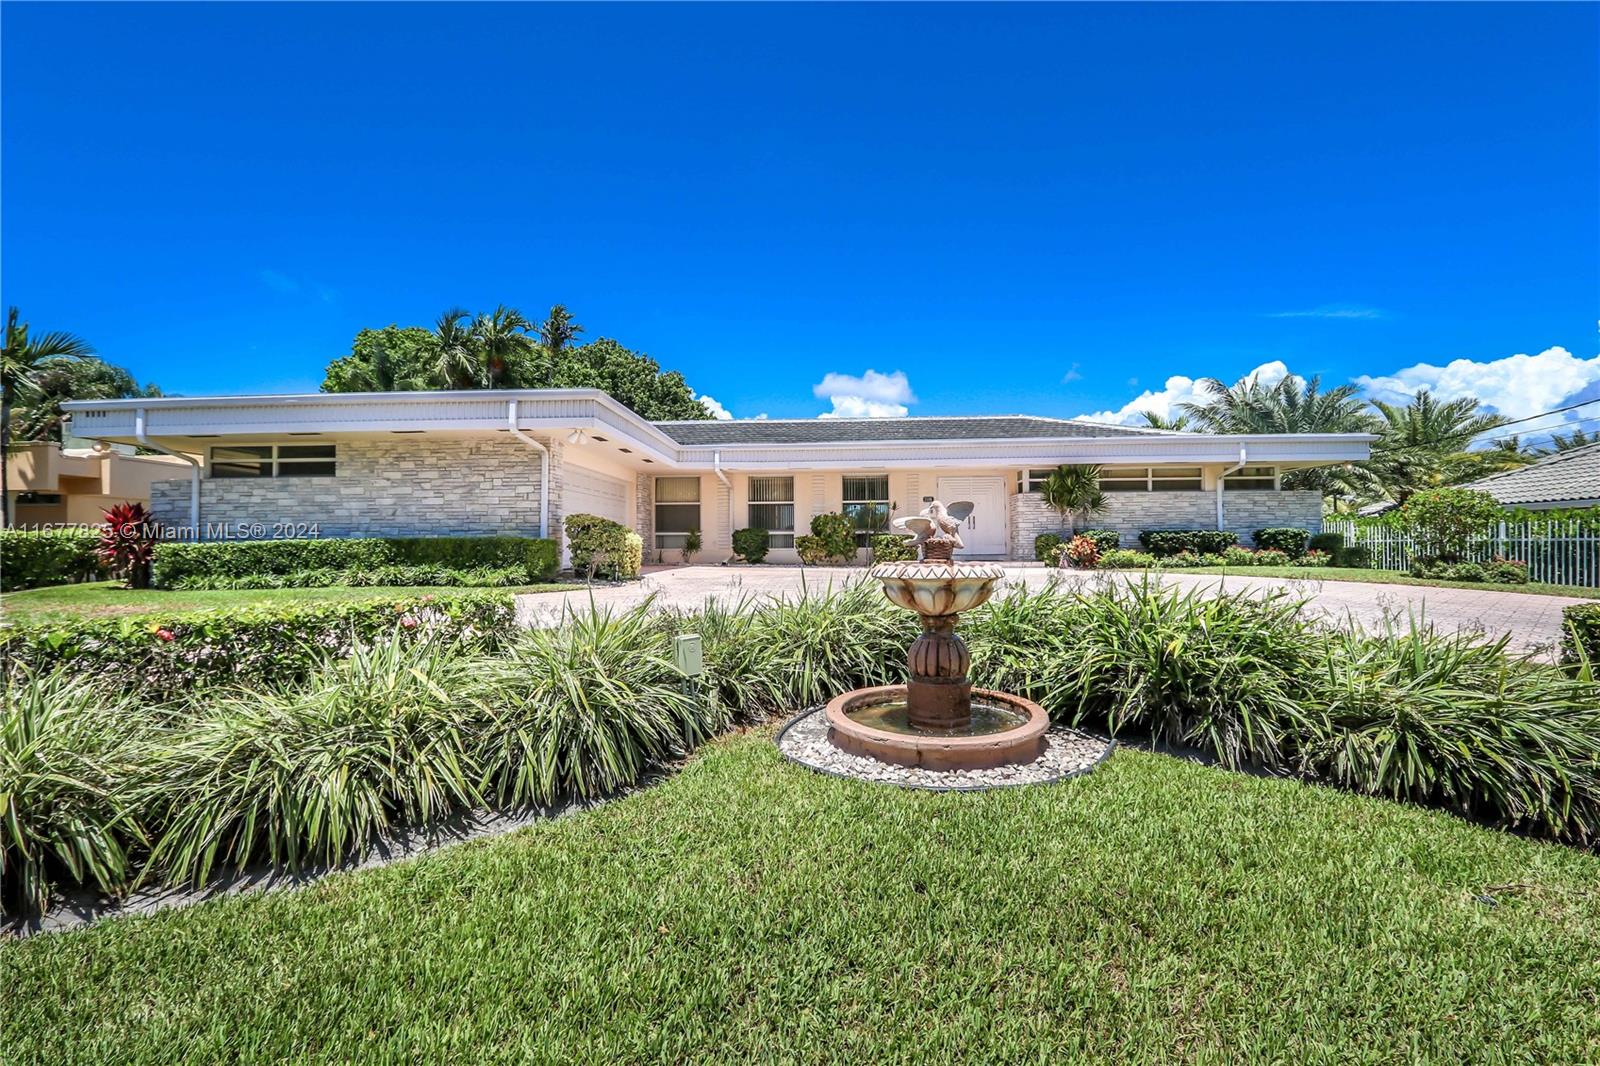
[1075,360,1290,426]
[696,393,734,420]
[1267,305,1387,320]
[1354,346,1600,420]
[1061,363,1082,384]
[813,369,915,418]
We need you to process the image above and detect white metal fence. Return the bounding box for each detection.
[1321,517,1600,588]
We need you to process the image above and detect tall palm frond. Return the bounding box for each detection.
[3,307,97,525]
[431,308,479,389]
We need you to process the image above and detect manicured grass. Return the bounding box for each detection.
[3,732,1597,1063]
[1111,566,1600,599]
[0,580,572,622]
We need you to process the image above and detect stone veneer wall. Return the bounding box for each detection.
[150,435,563,540]
[634,473,653,548]
[1007,490,1324,559]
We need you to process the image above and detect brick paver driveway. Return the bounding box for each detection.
[519,564,1589,657]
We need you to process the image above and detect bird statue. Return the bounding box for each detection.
[891,500,974,563]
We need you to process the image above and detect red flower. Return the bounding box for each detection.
[400,616,419,630]
[156,628,175,642]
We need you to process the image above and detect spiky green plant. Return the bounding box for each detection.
[145,634,485,886]
[672,578,916,716]
[473,603,724,806]
[963,582,1077,699]
[1040,577,1323,769]
[2,669,144,915]
[1303,618,1600,842]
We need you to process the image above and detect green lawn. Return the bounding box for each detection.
[0,580,572,622]
[1112,565,1600,599]
[3,732,1596,1063]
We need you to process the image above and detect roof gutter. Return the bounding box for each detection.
[135,407,202,537]
[507,400,551,542]
[1216,444,1247,531]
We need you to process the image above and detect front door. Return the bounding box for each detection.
[935,476,1007,557]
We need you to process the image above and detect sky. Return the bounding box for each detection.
[4,3,1597,436]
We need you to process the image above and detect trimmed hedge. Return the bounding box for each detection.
[565,514,642,580]
[152,536,557,587]
[1563,604,1600,668]
[870,533,916,563]
[1309,532,1345,557]
[1,529,105,592]
[167,565,531,591]
[1252,528,1311,556]
[732,528,770,564]
[1137,529,1238,557]
[0,592,517,702]
[1337,544,1372,569]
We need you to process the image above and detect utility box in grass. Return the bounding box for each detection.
[673,633,703,677]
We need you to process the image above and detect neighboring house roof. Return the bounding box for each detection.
[651,415,1164,446]
[1465,442,1600,507]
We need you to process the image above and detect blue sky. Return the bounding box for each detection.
[4,3,1596,430]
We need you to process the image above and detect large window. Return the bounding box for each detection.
[654,476,701,550]
[211,444,336,478]
[1098,466,1203,492]
[747,476,795,548]
[1017,469,1054,493]
[1223,465,1278,491]
[842,475,890,547]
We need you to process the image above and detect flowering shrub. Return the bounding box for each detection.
[1295,549,1333,567]
[1252,548,1292,567]
[1222,546,1257,566]
[99,502,156,589]
[0,592,517,703]
[1060,535,1101,569]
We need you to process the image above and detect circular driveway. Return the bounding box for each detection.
[519,564,1589,658]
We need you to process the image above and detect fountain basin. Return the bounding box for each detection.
[870,562,1006,617]
[826,684,1050,771]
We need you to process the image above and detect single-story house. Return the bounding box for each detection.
[3,440,194,528]
[62,389,1373,562]
[1463,442,1600,511]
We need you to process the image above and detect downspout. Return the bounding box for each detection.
[507,400,551,543]
[135,407,201,539]
[713,451,734,563]
[1216,443,1247,532]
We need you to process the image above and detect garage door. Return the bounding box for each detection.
[564,466,629,526]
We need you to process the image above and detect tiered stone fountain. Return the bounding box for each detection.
[825,501,1050,770]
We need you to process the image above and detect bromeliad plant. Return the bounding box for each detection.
[99,501,157,588]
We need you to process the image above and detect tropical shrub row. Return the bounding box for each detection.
[564,514,643,580]
[2,607,719,915]
[1096,547,1332,570]
[0,592,517,703]
[167,565,532,591]
[1137,529,1238,556]
[0,528,105,591]
[1410,557,1531,585]
[152,535,559,587]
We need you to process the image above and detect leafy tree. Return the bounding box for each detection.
[321,326,436,393]
[1041,464,1108,534]
[1399,487,1502,562]
[10,355,160,443]
[1366,390,1508,503]
[2,308,96,525]
[547,338,711,420]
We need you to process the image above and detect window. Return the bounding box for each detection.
[1017,469,1055,493]
[15,492,63,505]
[654,476,701,550]
[211,444,336,478]
[842,475,890,547]
[1223,465,1278,491]
[1096,466,1203,492]
[747,476,795,548]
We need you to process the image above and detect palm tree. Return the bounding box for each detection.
[1366,389,1509,503]
[1139,410,1191,431]
[1544,427,1599,454]
[1041,464,1108,535]
[1182,373,1372,436]
[2,307,96,526]
[472,305,534,389]
[1444,435,1539,484]
[431,308,479,389]
[537,304,583,386]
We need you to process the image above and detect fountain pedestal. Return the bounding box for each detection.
[823,501,1049,771]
